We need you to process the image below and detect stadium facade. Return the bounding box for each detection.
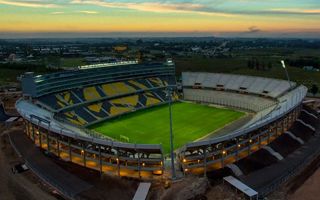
[16,61,308,179]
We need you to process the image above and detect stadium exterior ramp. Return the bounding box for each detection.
[179,72,307,176]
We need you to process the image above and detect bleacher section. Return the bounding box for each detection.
[38,91,82,110]
[183,88,276,112]
[37,77,171,111]
[182,72,295,98]
[58,88,169,126]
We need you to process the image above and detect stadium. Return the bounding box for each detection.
[15,59,317,187]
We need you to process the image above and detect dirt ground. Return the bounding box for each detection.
[288,166,320,200]
[0,128,58,200]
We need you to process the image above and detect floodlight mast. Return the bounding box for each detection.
[281,60,293,89]
[166,86,176,180]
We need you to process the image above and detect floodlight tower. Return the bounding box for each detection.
[281,60,293,89]
[166,86,176,180]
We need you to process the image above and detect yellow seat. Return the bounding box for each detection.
[83,86,101,101]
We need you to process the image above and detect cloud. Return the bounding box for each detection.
[70,0,237,17]
[0,0,60,8]
[269,8,320,15]
[76,10,98,14]
[248,26,261,33]
[51,11,65,15]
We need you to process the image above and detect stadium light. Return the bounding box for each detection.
[280,60,293,89]
[166,86,176,180]
[281,60,286,69]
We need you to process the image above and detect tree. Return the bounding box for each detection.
[310,84,319,96]
[255,59,260,70]
[247,60,253,69]
[261,62,266,71]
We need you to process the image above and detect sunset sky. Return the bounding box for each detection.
[0,0,319,38]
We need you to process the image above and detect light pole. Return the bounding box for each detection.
[281,60,293,89]
[166,86,176,180]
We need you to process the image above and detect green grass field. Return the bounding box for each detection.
[89,102,244,154]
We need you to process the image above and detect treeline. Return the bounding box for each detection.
[0,63,59,73]
[287,58,320,69]
[247,58,273,71]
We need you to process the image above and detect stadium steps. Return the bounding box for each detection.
[86,103,109,118]
[302,109,318,120]
[290,122,314,142]
[234,149,278,175]
[268,133,301,157]
[83,106,102,120]
[55,94,70,107]
[127,80,148,91]
[262,146,284,161]
[284,131,304,145]
[71,90,85,103]
[299,111,318,127]
[73,107,97,123]
[97,85,108,96]
[152,90,165,102]
[95,85,107,97]
[100,105,110,115]
[226,164,243,176]
[296,119,315,131]
[303,106,320,117]
[63,111,87,126]
[145,78,157,88]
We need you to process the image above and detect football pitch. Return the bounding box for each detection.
[89,102,245,154]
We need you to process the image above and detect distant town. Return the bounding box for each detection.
[0,37,319,95]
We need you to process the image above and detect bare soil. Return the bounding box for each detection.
[0,130,58,200]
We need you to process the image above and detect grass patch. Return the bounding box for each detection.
[90,102,244,154]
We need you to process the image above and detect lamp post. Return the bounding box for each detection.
[281,60,293,89]
[166,86,176,180]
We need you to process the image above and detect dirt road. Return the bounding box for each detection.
[0,132,57,200]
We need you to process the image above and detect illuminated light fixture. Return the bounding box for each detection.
[222,150,226,155]
[160,161,163,166]
[116,158,119,162]
[81,150,84,154]
[184,168,188,172]
[183,158,187,163]
[280,60,292,89]
[238,144,241,148]
[142,163,145,167]
[249,139,252,143]
[281,60,286,69]
[197,159,200,163]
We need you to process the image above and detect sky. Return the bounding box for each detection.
[0,0,319,38]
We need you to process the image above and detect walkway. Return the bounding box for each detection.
[9,130,93,199]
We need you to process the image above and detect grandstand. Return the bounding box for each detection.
[22,62,175,127]
[16,64,312,180]
[179,72,307,175]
